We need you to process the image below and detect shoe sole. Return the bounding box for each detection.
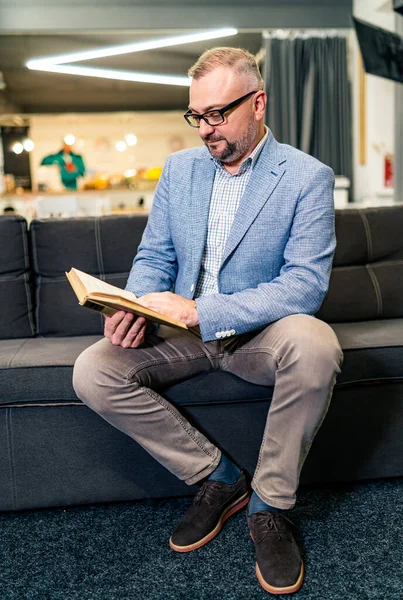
[250,532,304,595]
[255,560,304,595]
[169,491,249,553]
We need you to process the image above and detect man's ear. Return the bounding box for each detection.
[254,91,267,121]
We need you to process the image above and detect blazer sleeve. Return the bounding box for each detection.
[195,165,336,342]
[125,156,178,296]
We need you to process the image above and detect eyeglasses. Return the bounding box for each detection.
[184,90,258,128]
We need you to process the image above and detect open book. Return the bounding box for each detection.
[66,268,190,331]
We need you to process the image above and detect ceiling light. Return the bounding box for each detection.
[26,29,238,67]
[23,138,34,152]
[12,142,24,154]
[116,141,127,152]
[64,134,76,145]
[25,28,238,87]
[30,64,191,87]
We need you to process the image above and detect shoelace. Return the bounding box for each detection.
[193,480,223,507]
[253,512,296,541]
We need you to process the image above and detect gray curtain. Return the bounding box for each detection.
[263,34,352,191]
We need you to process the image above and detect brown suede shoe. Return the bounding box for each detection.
[248,511,304,595]
[169,470,250,552]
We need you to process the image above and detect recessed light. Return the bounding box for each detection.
[12,142,24,154]
[125,134,138,147]
[23,138,34,152]
[116,141,127,152]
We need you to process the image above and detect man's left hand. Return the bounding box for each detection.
[136,292,199,327]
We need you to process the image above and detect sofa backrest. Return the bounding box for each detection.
[30,214,148,336]
[0,215,35,339]
[3,204,403,338]
[317,205,403,322]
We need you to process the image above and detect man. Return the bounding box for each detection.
[41,142,86,190]
[73,47,343,595]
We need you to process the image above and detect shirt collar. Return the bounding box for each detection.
[248,126,269,168]
[211,126,269,174]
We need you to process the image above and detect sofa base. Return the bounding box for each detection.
[1,380,403,511]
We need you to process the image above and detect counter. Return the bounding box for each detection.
[0,188,153,221]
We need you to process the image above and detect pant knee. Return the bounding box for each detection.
[73,340,143,419]
[73,346,96,401]
[281,316,343,390]
[312,322,343,372]
[73,344,112,414]
[287,316,341,359]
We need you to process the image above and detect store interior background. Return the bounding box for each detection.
[0,0,399,218]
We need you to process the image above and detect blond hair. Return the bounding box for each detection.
[188,47,264,90]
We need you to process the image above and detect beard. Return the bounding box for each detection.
[202,118,258,164]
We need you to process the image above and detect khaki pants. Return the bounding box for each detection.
[73,314,343,510]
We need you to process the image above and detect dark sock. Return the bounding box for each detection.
[208,454,240,485]
[248,491,280,515]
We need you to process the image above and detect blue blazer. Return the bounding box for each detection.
[126,130,336,342]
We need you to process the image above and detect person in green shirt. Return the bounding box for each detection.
[41,143,86,190]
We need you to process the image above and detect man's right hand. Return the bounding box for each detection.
[104,311,147,349]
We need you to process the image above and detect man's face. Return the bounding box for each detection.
[189,67,260,165]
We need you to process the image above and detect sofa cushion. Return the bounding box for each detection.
[0,336,102,405]
[30,215,148,336]
[330,319,403,386]
[332,207,403,267]
[1,319,402,406]
[317,206,403,323]
[0,335,273,406]
[0,215,35,339]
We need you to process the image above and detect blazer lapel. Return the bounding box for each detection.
[221,134,286,266]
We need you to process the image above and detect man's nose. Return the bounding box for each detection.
[198,118,215,137]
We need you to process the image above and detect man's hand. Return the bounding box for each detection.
[104,311,147,348]
[136,292,199,327]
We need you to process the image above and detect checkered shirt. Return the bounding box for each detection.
[195,129,269,297]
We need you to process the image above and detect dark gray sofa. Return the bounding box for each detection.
[1,205,403,511]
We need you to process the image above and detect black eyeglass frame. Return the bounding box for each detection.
[183,90,258,128]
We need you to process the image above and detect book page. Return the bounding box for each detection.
[72,268,137,303]
[67,267,196,333]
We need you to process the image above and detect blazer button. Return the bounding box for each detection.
[215,332,222,339]
[190,284,195,292]
[230,329,236,335]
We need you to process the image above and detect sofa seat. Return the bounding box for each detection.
[0,335,274,407]
[0,336,102,405]
[1,319,403,408]
[331,319,403,386]
[1,320,403,510]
